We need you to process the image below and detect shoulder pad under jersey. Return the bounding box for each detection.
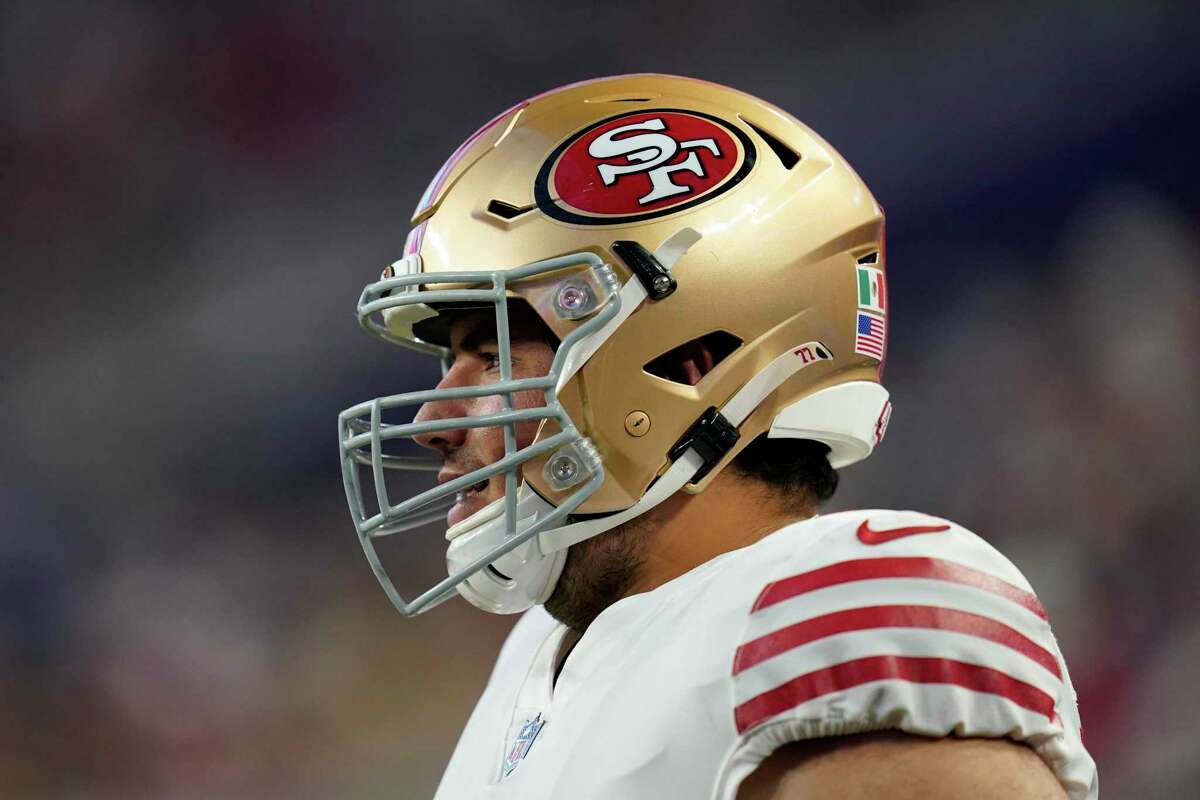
[716,510,1098,800]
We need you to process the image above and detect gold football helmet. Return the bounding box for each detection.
[339,74,890,616]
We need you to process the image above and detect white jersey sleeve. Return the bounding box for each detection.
[715,510,1098,800]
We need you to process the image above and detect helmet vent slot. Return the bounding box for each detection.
[856,252,879,264]
[644,330,743,386]
[486,199,536,220]
[584,94,658,104]
[742,119,800,170]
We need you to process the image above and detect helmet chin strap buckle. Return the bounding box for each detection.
[667,406,740,484]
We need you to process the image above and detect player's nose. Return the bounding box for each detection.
[412,370,470,454]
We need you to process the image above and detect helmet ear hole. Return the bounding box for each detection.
[644,331,742,386]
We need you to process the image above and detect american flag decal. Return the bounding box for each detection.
[855,312,886,360]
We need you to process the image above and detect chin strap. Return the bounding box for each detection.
[538,339,835,555]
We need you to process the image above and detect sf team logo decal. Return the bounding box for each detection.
[535,109,756,225]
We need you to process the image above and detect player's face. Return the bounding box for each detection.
[411,308,556,527]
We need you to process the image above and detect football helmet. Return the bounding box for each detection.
[339,74,890,617]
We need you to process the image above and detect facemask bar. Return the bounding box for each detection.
[338,251,620,616]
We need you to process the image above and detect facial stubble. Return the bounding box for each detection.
[543,514,657,633]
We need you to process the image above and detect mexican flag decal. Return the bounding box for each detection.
[857,266,886,314]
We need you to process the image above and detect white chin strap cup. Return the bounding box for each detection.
[446,485,566,615]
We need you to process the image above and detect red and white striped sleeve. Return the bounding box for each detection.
[713,511,1098,800]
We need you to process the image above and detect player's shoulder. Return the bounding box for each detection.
[729,509,1058,707]
[715,509,1096,799]
[716,508,1058,703]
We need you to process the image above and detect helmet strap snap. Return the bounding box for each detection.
[611,240,677,300]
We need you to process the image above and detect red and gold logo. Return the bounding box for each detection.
[535,109,755,225]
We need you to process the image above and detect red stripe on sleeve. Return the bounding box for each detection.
[750,557,1047,621]
[732,605,1061,678]
[733,655,1056,734]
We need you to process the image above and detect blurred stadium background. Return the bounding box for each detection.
[3,2,1198,797]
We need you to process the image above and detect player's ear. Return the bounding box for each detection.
[677,340,715,386]
[645,332,739,386]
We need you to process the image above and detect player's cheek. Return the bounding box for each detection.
[513,418,543,450]
[466,426,507,468]
[465,394,504,418]
[513,388,549,411]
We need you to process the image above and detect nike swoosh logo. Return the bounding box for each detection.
[857,520,950,545]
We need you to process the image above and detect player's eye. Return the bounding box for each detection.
[480,351,502,371]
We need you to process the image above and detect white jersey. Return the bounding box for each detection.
[433,510,1098,799]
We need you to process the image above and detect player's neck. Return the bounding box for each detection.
[622,470,813,599]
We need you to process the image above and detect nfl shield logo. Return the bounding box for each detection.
[502,713,546,779]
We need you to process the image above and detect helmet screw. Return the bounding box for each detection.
[555,282,592,317]
[624,410,651,437]
[651,274,672,293]
[543,442,597,491]
[550,454,579,483]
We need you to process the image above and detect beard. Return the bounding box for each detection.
[543,514,655,632]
